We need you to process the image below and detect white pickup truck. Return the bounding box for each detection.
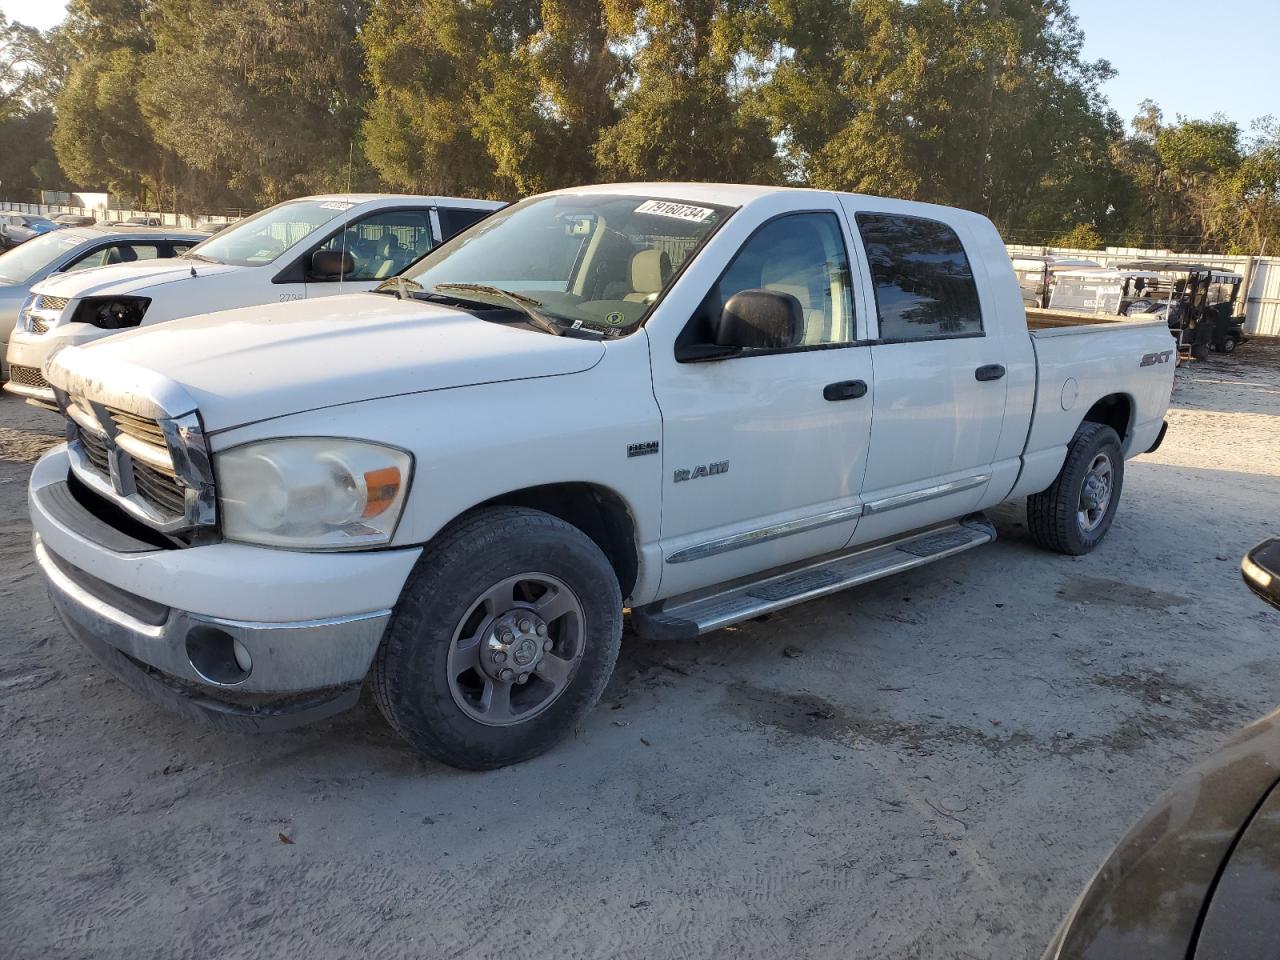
[29,183,1175,769]
[6,193,504,405]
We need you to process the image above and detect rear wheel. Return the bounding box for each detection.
[373,506,622,770]
[1218,335,1237,354]
[1027,422,1124,556]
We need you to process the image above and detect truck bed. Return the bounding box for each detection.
[1026,307,1165,337]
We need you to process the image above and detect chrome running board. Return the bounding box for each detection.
[631,516,996,640]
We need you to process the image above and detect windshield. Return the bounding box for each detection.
[402,193,734,335]
[0,230,84,284]
[1050,278,1126,314]
[187,198,352,267]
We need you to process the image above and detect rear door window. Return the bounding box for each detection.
[65,242,162,271]
[855,213,983,342]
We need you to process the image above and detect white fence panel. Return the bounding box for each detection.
[0,200,239,230]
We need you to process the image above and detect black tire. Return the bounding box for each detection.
[1027,422,1124,556]
[1219,335,1237,354]
[1191,342,1211,360]
[372,506,622,770]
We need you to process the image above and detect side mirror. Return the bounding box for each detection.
[310,249,355,280]
[1243,539,1280,611]
[714,289,802,350]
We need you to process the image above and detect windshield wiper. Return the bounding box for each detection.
[430,283,565,337]
[181,252,219,264]
[371,276,425,301]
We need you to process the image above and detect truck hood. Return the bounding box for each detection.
[51,293,606,432]
[31,259,244,299]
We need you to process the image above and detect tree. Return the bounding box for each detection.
[0,13,69,199]
[140,0,371,207]
[748,0,1122,240]
[52,0,176,204]
[362,0,621,198]
[595,0,780,183]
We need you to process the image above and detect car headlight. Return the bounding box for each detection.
[1243,555,1273,589]
[215,438,412,550]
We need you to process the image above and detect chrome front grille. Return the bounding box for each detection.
[20,292,68,335]
[60,396,216,537]
[9,364,49,388]
[78,427,111,473]
[110,409,169,448]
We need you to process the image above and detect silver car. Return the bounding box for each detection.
[0,225,206,380]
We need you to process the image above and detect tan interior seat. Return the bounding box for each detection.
[625,248,672,303]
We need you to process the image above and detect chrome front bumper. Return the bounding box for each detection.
[37,533,392,729]
[29,445,422,731]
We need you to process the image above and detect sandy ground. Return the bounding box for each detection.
[2,342,1279,960]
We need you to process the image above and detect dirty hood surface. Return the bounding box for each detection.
[53,293,605,431]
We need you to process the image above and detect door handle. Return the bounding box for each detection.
[975,364,1006,382]
[823,380,868,401]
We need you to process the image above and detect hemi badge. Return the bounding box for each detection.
[628,441,659,458]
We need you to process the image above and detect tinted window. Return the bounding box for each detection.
[856,213,982,341]
[707,212,856,347]
[437,206,494,240]
[314,210,434,281]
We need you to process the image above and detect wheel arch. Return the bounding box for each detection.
[1079,392,1134,445]
[469,482,641,601]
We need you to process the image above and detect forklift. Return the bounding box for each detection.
[1117,261,1248,360]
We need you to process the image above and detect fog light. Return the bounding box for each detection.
[186,625,252,685]
[232,638,253,673]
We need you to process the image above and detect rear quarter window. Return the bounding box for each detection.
[856,213,983,342]
[436,206,496,240]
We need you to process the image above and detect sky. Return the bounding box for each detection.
[1071,0,1278,133]
[4,0,1278,132]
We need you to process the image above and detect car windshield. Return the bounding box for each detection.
[402,193,734,335]
[0,230,84,283]
[186,198,350,267]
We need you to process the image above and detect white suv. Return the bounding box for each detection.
[6,193,504,405]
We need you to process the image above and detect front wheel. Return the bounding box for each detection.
[1027,422,1124,555]
[1217,335,1237,354]
[372,506,622,770]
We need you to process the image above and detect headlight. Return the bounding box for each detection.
[216,438,412,550]
[1243,555,1273,589]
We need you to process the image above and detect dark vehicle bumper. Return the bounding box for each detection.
[1144,420,1168,454]
[1043,709,1280,959]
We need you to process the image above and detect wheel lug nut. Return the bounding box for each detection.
[498,668,514,681]
[516,673,529,684]
[491,651,507,664]
[500,630,514,643]
[536,624,547,637]
[519,619,532,632]
[542,639,552,651]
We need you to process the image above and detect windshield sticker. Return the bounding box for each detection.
[634,199,715,223]
[606,311,625,326]
[318,201,355,212]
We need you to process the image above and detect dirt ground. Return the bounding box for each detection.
[2,342,1279,960]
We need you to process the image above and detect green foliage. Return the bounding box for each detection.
[1051,222,1102,249]
[593,0,780,183]
[9,0,1280,254]
[0,13,69,198]
[140,0,371,205]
